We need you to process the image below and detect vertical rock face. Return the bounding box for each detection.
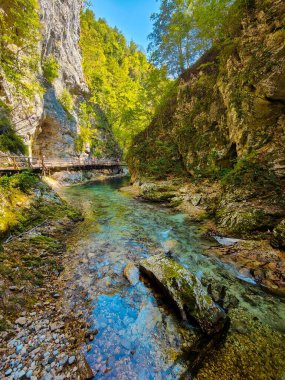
[1,0,120,159]
[128,0,285,235]
[39,0,87,95]
[32,0,87,159]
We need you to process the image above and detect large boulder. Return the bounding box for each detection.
[139,254,228,335]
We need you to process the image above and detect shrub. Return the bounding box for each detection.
[58,89,74,113]
[221,152,280,192]
[75,135,84,153]
[0,172,38,193]
[0,128,26,154]
[0,108,26,154]
[9,172,38,192]
[42,55,59,84]
[0,175,10,189]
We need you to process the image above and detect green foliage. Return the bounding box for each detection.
[0,0,41,99]
[0,129,26,155]
[80,9,171,155]
[128,130,185,180]
[42,55,60,84]
[221,152,281,192]
[76,101,100,154]
[0,172,38,193]
[58,89,74,113]
[28,235,61,251]
[0,103,26,154]
[148,0,255,77]
[9,172,38,192]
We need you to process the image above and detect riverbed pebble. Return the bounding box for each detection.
[0,303,93,379]
[68,356,76,365]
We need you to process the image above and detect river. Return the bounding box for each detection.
[59,177,285,379]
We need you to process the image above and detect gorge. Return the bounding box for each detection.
[0,0,285,379]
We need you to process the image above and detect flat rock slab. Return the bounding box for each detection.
[140,254,228,335]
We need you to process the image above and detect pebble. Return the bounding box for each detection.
[16,344,23,353]
[60,356,68,366]
[18,369,26,379]
[47,357,55,364]
[9,286,19,291]
[1,247,92,380]
[26,370,33,378]
[68,356,76,365]
[50,322,64,332]
[15,317,27,326]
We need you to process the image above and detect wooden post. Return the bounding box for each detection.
[12,156,19,171]
[41,154,46,176]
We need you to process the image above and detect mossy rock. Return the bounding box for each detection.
[217,206,277,235]
[140,183,177,202]
[271,219,285,250]
[139,254,228,335]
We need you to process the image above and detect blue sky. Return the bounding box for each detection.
[89,0,160,52]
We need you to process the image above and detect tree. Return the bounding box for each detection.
[148,0,193,77]
[0,0,41,99]
[148,0,246,77]
[80,9,170,155]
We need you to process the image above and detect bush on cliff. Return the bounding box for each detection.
[42,55,60,84]
[0,104,26,155]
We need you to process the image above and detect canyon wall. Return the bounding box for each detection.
[128,0,285,238]
[0,0,120,160]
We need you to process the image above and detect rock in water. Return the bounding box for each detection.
[123,262,140,285]
[162,239,179,253]
[139,254,228,335]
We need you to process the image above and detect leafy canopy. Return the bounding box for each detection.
[148,0,252,77]
[80,9,171,155]
[0,0,41,98]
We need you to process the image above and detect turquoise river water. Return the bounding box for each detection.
[60,177,285,379]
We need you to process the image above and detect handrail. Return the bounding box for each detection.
[0,155,125,172]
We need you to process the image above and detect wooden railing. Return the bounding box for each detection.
[0,155,125,174]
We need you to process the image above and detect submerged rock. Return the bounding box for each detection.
[162,239,179,253]
[123,262,140,285]
[139,254,228,335]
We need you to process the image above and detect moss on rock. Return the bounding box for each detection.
[128,0,285,237]
[271,219,285,250]
[140,253,228,335]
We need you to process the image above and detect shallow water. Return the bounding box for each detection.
[60,177,285,379]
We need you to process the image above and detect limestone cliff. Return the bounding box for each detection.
[128,0,285,238]
[0,0,120,160]
[32,0,87,159]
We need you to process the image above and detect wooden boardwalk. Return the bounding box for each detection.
[0,155,126,175]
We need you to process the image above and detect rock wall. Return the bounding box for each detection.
[31,0,88,159]
[128,0,285,237]
[39,0,87,95]
[0,0,120,160]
